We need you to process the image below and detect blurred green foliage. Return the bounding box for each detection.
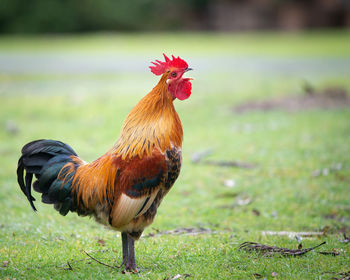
[0,0,208,33]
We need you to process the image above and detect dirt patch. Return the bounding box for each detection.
[234,86,350,113]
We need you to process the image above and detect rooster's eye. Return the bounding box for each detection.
[171,72,177,77]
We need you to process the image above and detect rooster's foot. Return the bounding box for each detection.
[122,266,139,274]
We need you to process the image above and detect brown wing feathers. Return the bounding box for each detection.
[117,150,166,197]
[61,148,167,227]
[110,150,167,227]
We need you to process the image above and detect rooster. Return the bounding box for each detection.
[17,54,193,273]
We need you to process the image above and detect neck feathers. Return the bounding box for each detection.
[113,75,183,159]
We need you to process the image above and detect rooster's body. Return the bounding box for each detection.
[17,54,193,272]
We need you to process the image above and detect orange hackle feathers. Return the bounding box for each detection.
[112,74,183,159]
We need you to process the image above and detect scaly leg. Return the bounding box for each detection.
[121,232,128,265]
[123,234,139,273]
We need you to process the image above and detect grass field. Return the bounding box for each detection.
[0,32,349,279]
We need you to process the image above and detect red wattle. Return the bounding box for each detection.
[175,80,192,100]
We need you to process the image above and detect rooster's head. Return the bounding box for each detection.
[149,54,193,100]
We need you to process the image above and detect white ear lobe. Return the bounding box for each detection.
[166,79,170,84]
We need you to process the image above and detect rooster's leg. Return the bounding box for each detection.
[123,234,139,273]
[121,232,128,265]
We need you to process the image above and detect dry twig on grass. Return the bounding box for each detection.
[83,250,123,269]
[239,241,326,257]
[324,270,350,280]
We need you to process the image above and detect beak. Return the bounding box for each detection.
[183,68,194,80]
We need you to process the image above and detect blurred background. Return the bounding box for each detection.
[1,0,350,33]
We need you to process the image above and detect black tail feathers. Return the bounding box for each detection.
[17,139,80,216]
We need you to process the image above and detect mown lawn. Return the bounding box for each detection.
[0,32,349,279]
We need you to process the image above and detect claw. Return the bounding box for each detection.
[122,267,139,274]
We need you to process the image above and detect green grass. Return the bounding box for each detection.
[0,31,349,279]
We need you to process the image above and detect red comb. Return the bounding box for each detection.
[149,54,188,75]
